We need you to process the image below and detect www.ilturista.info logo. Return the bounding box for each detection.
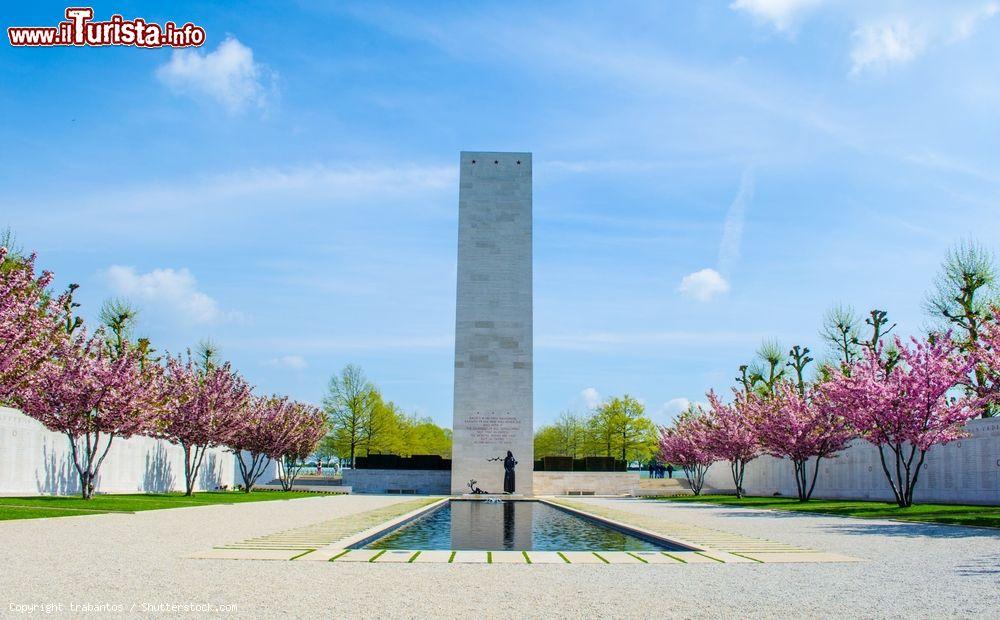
[8,7,206,48]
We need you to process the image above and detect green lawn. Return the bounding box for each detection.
[0,491,320,522]
[656,495,1000,528]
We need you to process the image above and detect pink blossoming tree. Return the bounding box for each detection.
[821,335,978,507]
[658,407,715,495]
[976,306,1000,410]
[759,381,855,501]
[703,389,762,499]
[16,332,157,498]
[0,247,75,402]
[159,355,253,496]
[274,402,328,491]
[230,395,323,493]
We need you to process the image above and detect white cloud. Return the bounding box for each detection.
[580,387,602,410]
[103,265,222,324]
[262,355,308,369]
[953,2,1000,40]
[850,3,999,75]
[850,21,923,75]
[157,36,272,111]
[678,268,730,302]
[657,398,709,424]
[662,398,692,417]
[730,0,824,32]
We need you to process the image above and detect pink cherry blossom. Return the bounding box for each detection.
[976,306,1000,412]
[658,408,715,495]
[273,402,327,491]
[229,395,326,492]
[158,355,254,495]
[759,381,855,501]
[0,248,72,402]
[16,331,157,498]
[820,334,978,507]
[702,389,763,498]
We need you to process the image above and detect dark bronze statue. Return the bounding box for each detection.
[488,450,517,493]
[503,450,517,493]
[483,450,519,493]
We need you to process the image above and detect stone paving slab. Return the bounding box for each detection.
[491,551,528,564]
[697,551,756,563]
[411,550,454,563]
[663,551,724,564]
[523,551,568,564]
[597,551,645,564]
[452,550,488,563]
[302,547,349,562]
[560,551,606,564]
[630,551,685,564]
[333,549,384,563]
[374,550,418,563]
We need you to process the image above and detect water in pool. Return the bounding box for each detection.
[365,500,683,551]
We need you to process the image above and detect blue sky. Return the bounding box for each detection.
[2,1,999,428]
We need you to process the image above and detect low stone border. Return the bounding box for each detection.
[190,496,859,565]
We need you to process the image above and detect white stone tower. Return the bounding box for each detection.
[450,151,533,495]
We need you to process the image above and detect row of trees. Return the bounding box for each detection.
[661,243,1000,508]
[320,364,451,467]
[534,395,658,463]
[0,240,327,498]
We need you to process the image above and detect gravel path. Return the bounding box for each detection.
[1,495,996,618]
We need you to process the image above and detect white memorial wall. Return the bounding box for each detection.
[0,406,236,496]
[702,417,1000,505]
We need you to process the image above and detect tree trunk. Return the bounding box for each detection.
[68,431,114,500]
[182,443,209,496]
[278,456,301,491]
[235,451,272,493]
[730,460,746,499]
[805,456,823,501]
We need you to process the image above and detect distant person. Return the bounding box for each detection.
[666,464,674,479]
[316,460,323,476]
[647,460,655,479]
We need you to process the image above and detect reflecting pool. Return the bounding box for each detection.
[365,500,685,551]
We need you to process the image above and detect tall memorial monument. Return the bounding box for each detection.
[451,151,533,495]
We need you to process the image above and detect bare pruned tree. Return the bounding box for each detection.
[925,241,998,417]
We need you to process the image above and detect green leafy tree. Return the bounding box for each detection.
[398,414,452,457]
[534,411,587,458]
[322,364,374,468]
[533,425,565,458]
[360,389,397,456]
[586,400,617,457]
[596,395,657,463]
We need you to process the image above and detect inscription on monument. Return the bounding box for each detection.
[466,411,521,445]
